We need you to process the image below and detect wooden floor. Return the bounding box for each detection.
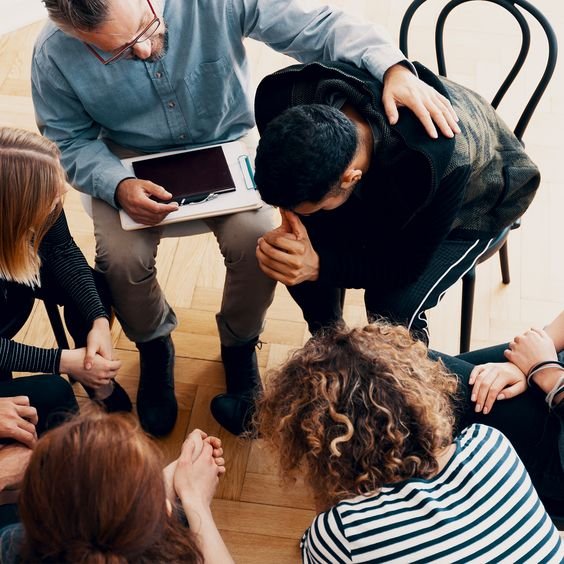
[2,1,563,560]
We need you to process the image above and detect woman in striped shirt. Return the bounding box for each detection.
[0,127,130,412]
[257,322,563,563]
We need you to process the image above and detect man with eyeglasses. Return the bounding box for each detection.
[32,0,460,437]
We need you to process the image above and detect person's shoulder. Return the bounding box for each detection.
[34,20,64,53]
[303,502,352,559]
[458,423,515,453]
[34,20,84,69]
[0,522,24,563]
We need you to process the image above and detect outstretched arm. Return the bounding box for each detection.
[239,0,459,138]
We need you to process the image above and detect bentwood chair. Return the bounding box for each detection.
[399,0,558,352]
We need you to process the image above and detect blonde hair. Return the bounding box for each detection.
[256,322,458,509]
[0,127,65,286]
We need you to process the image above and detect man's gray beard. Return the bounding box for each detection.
[135,28,169,62]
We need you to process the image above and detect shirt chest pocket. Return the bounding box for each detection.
[184,57,241,120]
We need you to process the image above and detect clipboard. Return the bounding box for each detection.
[119,141,262,231]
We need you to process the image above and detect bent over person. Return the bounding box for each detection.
[33,0,460,437]
[254,62,540,344]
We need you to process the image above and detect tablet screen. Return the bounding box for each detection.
[132,146,236,204]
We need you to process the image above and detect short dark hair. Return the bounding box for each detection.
[254,104,358,209]
[43,0,110,31]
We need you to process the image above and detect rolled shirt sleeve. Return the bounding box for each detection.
[236,0,410,81]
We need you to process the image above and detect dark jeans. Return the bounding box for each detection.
[0,375,78,529]
[435,346,564,516]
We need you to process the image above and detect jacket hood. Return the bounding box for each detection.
[254,61,456,224]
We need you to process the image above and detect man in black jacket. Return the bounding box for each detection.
[253,61,540,341]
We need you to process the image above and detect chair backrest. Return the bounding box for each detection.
[399,0,558,142]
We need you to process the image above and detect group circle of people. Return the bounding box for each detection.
[0,0,562,561]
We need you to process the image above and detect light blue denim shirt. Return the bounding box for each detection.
[32,0,407,207]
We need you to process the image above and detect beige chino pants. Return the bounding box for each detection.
[91,134,277,346]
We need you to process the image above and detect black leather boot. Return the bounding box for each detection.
[86,380,132,413]
[210,338,262,436]
[136,335,177,436]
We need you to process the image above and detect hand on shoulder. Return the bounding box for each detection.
[382,63,460,139]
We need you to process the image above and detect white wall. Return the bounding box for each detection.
[0,0,46,35]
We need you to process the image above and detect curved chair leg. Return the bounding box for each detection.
[43,301,77,385]
[340,288,347,311]
[499,242,511,284]
[43,300,70,349]
[460,267,476,354]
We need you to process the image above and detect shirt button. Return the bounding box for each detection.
[179,134,186,140]
[168,101,176,109]
[155,71,162,78]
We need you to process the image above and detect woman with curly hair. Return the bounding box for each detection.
[257,322,563,563]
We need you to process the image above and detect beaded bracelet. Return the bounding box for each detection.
[526,359,564,387]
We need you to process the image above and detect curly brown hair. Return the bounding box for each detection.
[256,322,458,508]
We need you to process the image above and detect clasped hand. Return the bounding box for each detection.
[469,362,526,415]
[163,429,225,509]
[504,327,558,375]
[59,348,121,388]
[59,317,121,389]
[256,210,319,286]
[469,327,558,414]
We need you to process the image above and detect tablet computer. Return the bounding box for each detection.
[132,145,236,205]
[119,141,263,231]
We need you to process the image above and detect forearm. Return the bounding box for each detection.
[0,337,61,374]
[544,310,564,353]
[32,61,129,206]
[181,500,234,564]
[56,138,132,206]
[531,366,564,397]
[240,0,408,81]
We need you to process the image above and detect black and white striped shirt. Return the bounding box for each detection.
[302,424,564,563]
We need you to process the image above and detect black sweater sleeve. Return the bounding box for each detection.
[0,338,62,374]
[39,210,108,325]
[317,165,471,290]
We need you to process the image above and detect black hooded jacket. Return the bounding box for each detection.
[254,62,540,289]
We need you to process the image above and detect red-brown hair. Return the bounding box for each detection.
[18,407,202,563]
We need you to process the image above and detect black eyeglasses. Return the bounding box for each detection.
[84,0,160,65]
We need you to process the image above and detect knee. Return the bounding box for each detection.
[39,375,78,433]
[216,207,276,261]
[95,231,158,281]
[36,375,76,407]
